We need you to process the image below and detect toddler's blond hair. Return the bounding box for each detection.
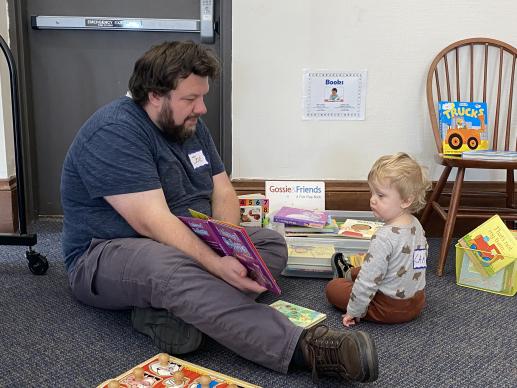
[368,152,431,213]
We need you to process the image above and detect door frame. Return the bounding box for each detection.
[7,0,232,220]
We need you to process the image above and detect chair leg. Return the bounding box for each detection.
[420,166,452,226]
[506,169,515,208]
[437,167,465,276]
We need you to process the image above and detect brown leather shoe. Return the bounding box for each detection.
[300,324,378,383]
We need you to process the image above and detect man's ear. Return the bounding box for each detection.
[148,91,163,107]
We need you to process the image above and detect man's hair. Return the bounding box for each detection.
[128,40,221,106]
[368,152,431,213]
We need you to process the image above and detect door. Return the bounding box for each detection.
[11,0,231,216]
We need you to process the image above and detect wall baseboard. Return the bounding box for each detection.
[0,176,18,233]
[232,179,515,237]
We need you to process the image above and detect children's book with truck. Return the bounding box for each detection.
[438,101,488,155]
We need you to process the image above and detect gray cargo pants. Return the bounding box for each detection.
[67,227,303,373]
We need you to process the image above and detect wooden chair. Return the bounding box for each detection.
[420,37,517,276]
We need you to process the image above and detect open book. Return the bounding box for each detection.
[179,209,281,295]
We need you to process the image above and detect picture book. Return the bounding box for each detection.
[456,249,509,293]
[269,300,327,329]
[179,209,281,295]
[284,217,339,235]
[287,242,335,267]
[438,101,489,155]
[281,264,333,279]
[273,206,329,228]
[238,193,270,227]
[458,214,517,276]
[346,252,367,267]
[337,219,384,239]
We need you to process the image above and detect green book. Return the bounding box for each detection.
[270,300,327,329]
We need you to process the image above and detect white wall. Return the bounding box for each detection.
[0,0,14,179]
[232,0,517,182]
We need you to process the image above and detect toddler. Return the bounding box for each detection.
[326,152,431,326]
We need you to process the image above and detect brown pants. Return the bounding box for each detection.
[325,267,426,324]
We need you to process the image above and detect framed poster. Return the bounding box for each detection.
[303,69,367,120]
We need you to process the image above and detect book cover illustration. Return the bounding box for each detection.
[179,210,281,295]
[288,243,336,259]
[273,206,329,228]
[270,300,327,329]
[458,214,517,276]
[287,243,335,267]
[284,217,339,235]
[438,101,488,155]
[338,219,384,239]
[238,194,270,227]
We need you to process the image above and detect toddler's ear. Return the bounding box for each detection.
[401,196,414,209]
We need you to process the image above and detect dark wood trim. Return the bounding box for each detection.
[231,179,516,237]
[0,176,18,232]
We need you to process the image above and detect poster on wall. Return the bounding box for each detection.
[302,69,367,120]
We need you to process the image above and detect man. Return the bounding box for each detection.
[60,40,379,383]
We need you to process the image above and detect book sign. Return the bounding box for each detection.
[303,69,367,120]
[265,181,325,214]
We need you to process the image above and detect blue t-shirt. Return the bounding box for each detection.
[60,97,225,271]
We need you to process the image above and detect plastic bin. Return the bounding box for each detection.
[281,210,376,278]
[455,243,517,296]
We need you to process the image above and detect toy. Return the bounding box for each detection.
[97,353,261,388]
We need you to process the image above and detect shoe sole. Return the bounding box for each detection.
[354,331,379,382]
[131,308,204,355]
[331,252,345,278]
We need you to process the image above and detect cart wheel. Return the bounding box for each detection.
[26,249,49,275]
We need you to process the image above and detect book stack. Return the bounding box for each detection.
[456,214,517,296]
[276,209,379,278]
[462,150,517,161]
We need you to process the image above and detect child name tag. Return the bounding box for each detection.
[188,150,208,169]
[413,248,427,269]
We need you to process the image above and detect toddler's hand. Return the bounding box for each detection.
[342,313,358,327]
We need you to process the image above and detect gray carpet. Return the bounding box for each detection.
[1,219,516,387]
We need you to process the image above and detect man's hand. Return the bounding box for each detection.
[212,255,267,294]
[342,313,359,327]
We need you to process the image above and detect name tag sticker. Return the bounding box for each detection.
[413,248,427,269]
[188,150,208,169]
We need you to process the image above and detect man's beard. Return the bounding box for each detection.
[157,101,198,143]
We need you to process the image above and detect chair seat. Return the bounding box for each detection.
[437,154,517,169]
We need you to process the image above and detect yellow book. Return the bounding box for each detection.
[458,215,517,276]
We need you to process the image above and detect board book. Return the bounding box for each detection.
[458,214,517,276]
[238,194,269,227]
[179,209,281,295]
[272,206,329,228]
[97,353,260,387]
[438,101,488,155]
[270,300,327,329]
[337,219,384,239]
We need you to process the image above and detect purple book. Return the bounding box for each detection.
[273,206,329,228]
[178,216,281,295]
